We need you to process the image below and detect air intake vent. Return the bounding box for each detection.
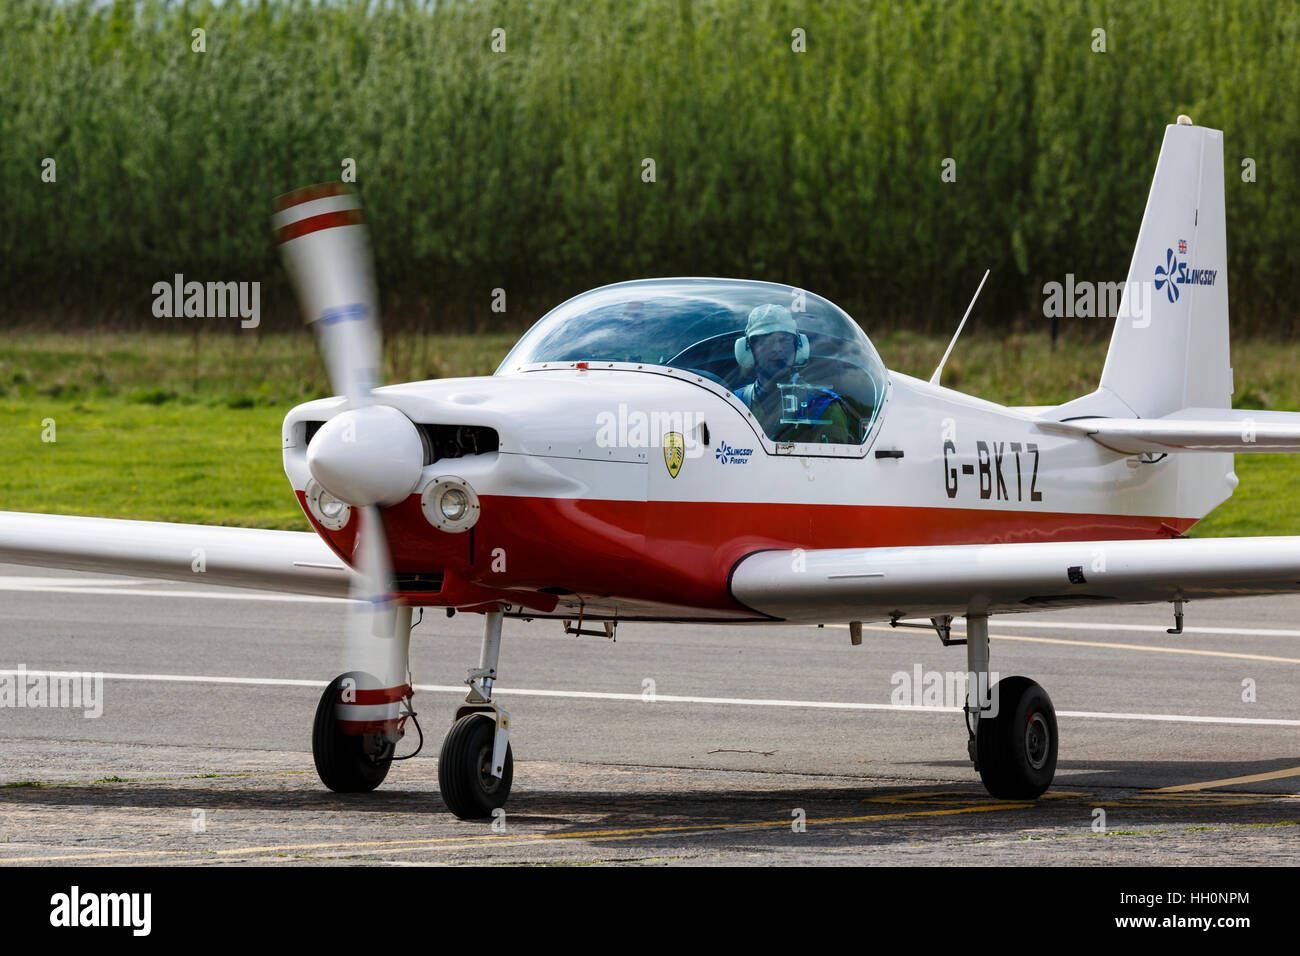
[417,425,499,464]
[393,572,445,594]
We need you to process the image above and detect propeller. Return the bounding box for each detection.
[272,183,424,733]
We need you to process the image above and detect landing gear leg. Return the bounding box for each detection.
[438,605,514,819]
[965,612,1058,799]
[964,613,990,767]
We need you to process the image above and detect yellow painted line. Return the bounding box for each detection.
[854,624,1300,664]
[1145,766,1300,794]
[1099,799,1269,808]
[858,789,1268,809]
[861,789,1087,806]
[0,801,1031,864]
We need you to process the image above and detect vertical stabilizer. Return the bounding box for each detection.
[1099,120,1231,418]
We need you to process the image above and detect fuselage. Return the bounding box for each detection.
[282,363,1233,622]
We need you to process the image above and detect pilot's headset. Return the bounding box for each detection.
[734,303,810,373]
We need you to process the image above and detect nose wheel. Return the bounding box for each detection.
[439,605,516,820]
[438,713,514,818]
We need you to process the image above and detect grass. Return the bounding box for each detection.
[0,331,520,529]
[2,329,1300,535]
[0,400,294,528]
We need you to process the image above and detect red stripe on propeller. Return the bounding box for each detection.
[274,208,366,244]
[335,684,413,706]
[272,182,353,213]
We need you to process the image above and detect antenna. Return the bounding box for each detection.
[929,268,990,386]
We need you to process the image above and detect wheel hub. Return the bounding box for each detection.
[476,743,502,795]
[1024,711,1050,770]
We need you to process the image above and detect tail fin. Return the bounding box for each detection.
[1099,119,1231,419]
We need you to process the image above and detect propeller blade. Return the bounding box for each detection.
[272,183,382,406]
[347,504,401,681]
[331,506,410,743]
[273,185,412,741]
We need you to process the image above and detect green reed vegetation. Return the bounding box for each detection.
[3,0,1298,332]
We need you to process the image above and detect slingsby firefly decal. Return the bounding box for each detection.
[663,431,685,478]
[1153,243,1218,304]
[714,439,753,465]
[943,440,1043,502]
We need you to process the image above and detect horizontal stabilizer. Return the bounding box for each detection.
[1046,409,1300,454]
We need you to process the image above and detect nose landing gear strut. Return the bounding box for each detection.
[438,605,514,819]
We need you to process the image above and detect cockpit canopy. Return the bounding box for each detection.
[498,278,889,445]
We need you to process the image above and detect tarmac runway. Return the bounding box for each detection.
[0,563,1297,865]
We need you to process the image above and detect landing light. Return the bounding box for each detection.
[305,478,352,531]
[421,477,480,533]
[439,488,469,521]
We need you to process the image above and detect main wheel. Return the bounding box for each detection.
[438,713,513,819]
[975,675,1057,799]
[312,673,395,792]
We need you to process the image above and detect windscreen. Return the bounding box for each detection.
[498,279,888,445]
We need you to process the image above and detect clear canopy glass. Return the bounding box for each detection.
[498,278,889,445]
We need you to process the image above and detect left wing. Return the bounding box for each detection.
[0,511,352,598]
[730,536,1300,623]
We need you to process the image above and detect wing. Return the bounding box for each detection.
[0,511,352,598]
[1044,408,1300,454]
[730,536,1300,623]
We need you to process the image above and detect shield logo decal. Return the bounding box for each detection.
[664,432,685,478]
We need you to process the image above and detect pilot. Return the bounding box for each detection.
[733,304,853,443]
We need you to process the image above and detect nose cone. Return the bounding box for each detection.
[307,405,424,507]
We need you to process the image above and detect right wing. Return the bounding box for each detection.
[0,511,352,598]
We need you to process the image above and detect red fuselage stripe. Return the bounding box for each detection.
[297,490,1196,612]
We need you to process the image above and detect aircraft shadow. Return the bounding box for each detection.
[1,755,1295,822]
[917,755,1300,792]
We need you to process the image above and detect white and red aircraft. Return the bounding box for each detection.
[4,117,1299,818]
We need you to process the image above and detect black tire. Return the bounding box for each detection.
[975,675,1057,799]
[312,673,395,793]
[438,713,514,819]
